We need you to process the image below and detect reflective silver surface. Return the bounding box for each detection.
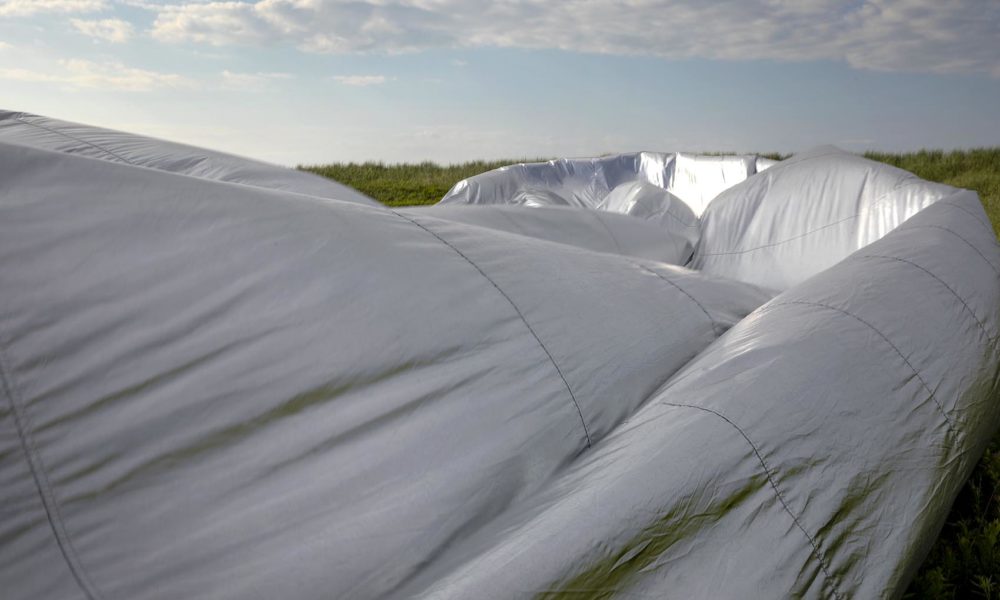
[1,111,997,599]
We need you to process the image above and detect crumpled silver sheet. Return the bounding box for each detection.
[0,112,998,599]
[0,110,377,206]
[690,146,969,290]
[400,203,699,264]
[439,151,777,218]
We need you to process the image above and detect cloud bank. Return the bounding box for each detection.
[333,74,388,86]
[0,59,188,90]
[220,69,293,89]
[72,17,134,42]
[0,0,107,17]
[143,0,1000,77]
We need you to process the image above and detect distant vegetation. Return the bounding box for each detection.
[301,160,544,207]
[301,150,999,237]
[304,149,1000,597]
[866,149,1000,236]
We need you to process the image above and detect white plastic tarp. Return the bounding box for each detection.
[0,111,998,599]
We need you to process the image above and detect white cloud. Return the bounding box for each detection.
[0,41,11,50]
[220,69,292,88]
[144,0,1000,77]
[0,67,56,82]
[333,74,387,86]
[71,17,134,42]
[0,59,190,90]
[150,1,274,46]
[0,0,107,17]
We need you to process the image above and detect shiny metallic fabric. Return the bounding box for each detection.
[1,112,998,599]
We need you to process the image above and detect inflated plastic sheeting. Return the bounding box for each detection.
[595,180,698,234]
[690,146,966,290]
[439,151,774,217]
[410,191,1000,598]
[440,146,974,293]
[1,111,998,600]
[400,203,698,264]
[0,110,377,206]
[0,138,772,599]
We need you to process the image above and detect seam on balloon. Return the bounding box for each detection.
[649,207,700,229]
[767,301,959,436]
[604,186,700,228]
[626,198,700,229]
[631,263,720,335]
[697,179,929,258]
[609,183,701,228]
[0,340,103,599]
[586,212,624,255]
[856,254,997,343]
[661,401,845,600]
[899,225,1000,275]
[14,115,137,166]
[388,210,594,448]
[700,151,845,221]
[935,201,995,233]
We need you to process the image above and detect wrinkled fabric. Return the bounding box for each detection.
[401,203,698,264]
[690,146,967,290]
[0,110,377,206]
[0,112,998,600]
[439,151,769,217]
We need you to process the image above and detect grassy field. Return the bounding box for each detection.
[302,150,1000,236]
[302,160,539,207]
[865,149,1000,237]
[303,149,1000,597]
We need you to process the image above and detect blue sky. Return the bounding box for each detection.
[1,0,999,165]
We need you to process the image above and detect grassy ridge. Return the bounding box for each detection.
[865,149,1000,236]
[304,149,1000,597]
[302,160,543,207]
[302,150,1000,236]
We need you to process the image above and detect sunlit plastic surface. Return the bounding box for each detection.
[0,113,998,599]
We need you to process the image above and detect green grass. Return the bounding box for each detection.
[301,159,547,207]
[864,149,1000,237]
[304,149,1000,597]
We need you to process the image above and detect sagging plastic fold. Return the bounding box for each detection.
[0,111,997,599]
